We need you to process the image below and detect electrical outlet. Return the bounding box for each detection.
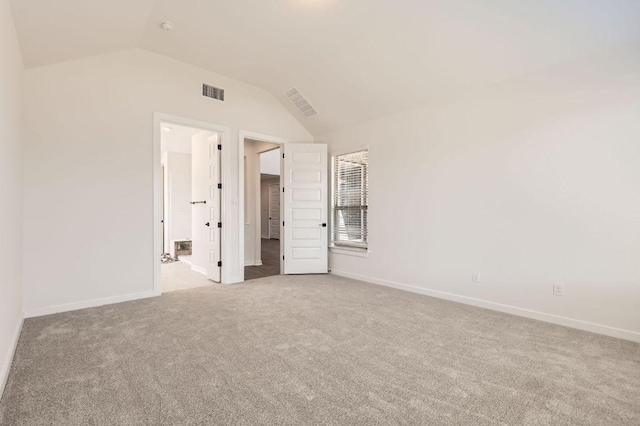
[553,282,564,296]
[472,272,480,283]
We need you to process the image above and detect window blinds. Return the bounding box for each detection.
[332,150,368,249]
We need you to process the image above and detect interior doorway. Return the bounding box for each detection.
[244,139,282,281]
[239,132,329,281]
[154,119,328,290]
[159,121,222,292]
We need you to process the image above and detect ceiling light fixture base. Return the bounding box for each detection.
[160,21,175,31]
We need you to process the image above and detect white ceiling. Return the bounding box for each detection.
[11,0,640,136]
[10,0,157,67]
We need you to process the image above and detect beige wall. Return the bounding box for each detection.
[321,45,640,341]
[0,0,24,396]
[22,49,312,315]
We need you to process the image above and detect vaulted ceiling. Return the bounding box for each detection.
[10,0,640,136]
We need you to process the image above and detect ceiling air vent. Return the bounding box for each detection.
[285,88,317,117]
[202,83,225,101]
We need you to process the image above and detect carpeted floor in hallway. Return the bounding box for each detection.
[1,274,639,425]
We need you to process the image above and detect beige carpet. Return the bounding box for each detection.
[1,274,639,425]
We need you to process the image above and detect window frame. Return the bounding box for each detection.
[330,147,369,256]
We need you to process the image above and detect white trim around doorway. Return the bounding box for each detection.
[153,113,231,294]
[239,130,288,282]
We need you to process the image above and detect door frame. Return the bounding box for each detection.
[161,164,165,253]
[153,113,231,294]
[268,182,280,240]
[239,130,288,282]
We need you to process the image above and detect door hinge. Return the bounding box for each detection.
[218,261,222,267]
[218,183,222,189]
[282,255,285,261]
[282,153,285,159]
[282,187,284,193]
[282,221,284,227]
[217,222,222,228]
[217,144,222,150]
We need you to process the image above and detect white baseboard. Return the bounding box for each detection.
[1,314,24,399]
[244,261,263,266]
[24,290,160,319]
[191,265,207,275]
[330,270,640,343]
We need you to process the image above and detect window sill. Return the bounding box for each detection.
[330,246,369,258]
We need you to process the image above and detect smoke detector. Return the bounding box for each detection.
[160,21,175,31]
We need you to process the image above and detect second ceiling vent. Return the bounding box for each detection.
[285,88,318,117]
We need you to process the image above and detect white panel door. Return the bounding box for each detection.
[268,183,280,239]
[283,143,328,274]
[206,135,221,282]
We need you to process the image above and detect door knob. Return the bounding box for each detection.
[205,222,210,227]
[320,223,327,227]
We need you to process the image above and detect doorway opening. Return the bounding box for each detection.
[239,133,329,281]
[244,138,282,281]
[159,121,222,292]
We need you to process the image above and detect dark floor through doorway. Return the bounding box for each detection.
[245,238,280,281]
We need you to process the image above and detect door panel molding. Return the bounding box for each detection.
[283,143,328,274]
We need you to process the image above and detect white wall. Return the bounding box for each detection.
[322,45,640,341]
[261,176,280,239]
[164,152,192,255]
[244,139,280,266]
[260,148,280,175]
[0,0,24,396]
[22,48,312,315]
[160,124,200,155]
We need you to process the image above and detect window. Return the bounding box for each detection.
[331,150,368,250]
